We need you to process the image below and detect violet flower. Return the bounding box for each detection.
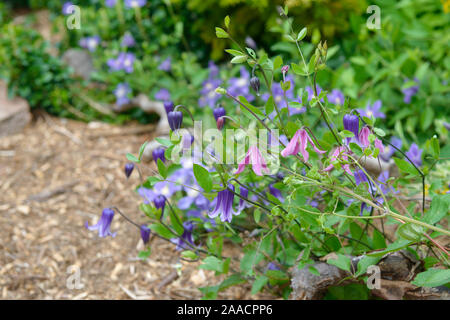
[261,75,305,116]
[171,221,195,251]
[357,100,385,119]
[124,163,134,178]
[380,137,402,161]
[209,185,238,223]
[158,57,171,72]
[237,186,252,212]
[114,82,132,106]
[354,169,369,186]
[62,2,74,15]
[140,225,151,244]
[269,184,283,201]
[178,188,210,211]
[79,36,101,52]
[281,129,326,162]
[402,78,419,104]
[124,0,147,8]
[235,145,270,176]
[328,89,345,105]
[105,0,117,7]
[405,143,423,167]
[198,78,222,108]
[228,67,254,102]
[155,88,171,102]
[121,33,136,48]
[85,208,117,238]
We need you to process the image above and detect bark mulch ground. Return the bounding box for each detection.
[0,113,276,300]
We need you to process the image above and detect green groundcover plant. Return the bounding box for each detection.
[85,8,450,299]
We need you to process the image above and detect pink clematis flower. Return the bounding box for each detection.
[235,145,270,176]
[374,138,384,153]
[358,126,370,148]
[281,129,326,162]
[324,146,353,176]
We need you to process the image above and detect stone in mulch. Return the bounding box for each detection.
[0,82,31,137]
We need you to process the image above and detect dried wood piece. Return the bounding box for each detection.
[25,180,79,203]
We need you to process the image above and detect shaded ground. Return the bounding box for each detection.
[0,113,275,300]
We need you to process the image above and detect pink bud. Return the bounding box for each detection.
[216,117,225,130]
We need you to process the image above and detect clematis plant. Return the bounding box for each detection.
[86,9,450,300]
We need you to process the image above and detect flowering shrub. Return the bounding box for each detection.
[85,8,450,299]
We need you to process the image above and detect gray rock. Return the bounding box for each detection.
[62,49,94,80]
[0,82,32,137]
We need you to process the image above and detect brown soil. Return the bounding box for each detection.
[0,114,276,300]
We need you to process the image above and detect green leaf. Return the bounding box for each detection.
[225,49,243,57]
[251,275,268,295]
[368,239,411,257]
[355,256,380,277]
[215,27,229,38]
[138,141,148,160]
[412,269,450,287]
[264,96,275,115]
[238,95,265,118]
[155,137,172,147]
[297,27,307,41]
[224,15,230,29]
[149,223,176,239]
[327,253,351,272]
[423,194,450,225]
[200,256,230,274]
[373,127,385,137]
[393,157,419,176]
[281,80,291,91]
[273,56,283,71]
[219,273,246,291]
[193,164,212,193]
[181,250,198,260]
[138,249,151,260]
[126,153,139,163]
[157,158,167,179]
[230,55,247,64]
[397,223,424,241]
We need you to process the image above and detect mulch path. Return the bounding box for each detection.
[0,113,276,300]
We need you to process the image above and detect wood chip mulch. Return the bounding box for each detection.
[0,113,276,300]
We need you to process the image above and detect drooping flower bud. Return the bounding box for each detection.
[167,110,183,131]
[216,117,225,130]
[140,225,151,244]
[152,147,165,164]
[358,126,371,148]
[281,65,289,75]
[343,114,359,139]
[213,107,226,121]
[250,76,260,93]
[124,162,134,178]
[153,195,166,214]
[163,101,174,115]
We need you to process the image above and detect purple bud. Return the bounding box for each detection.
[343,114,359,139]
[140,225,151,244]
[152,147,165,164]
[213,107,226,121]
[85,208,117,238]
[124,162,134,178]
[281,65,289,74]
[153,195,166,213]
[250,76,260,93]
[167,111,183,131]
[163,101,174,115]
